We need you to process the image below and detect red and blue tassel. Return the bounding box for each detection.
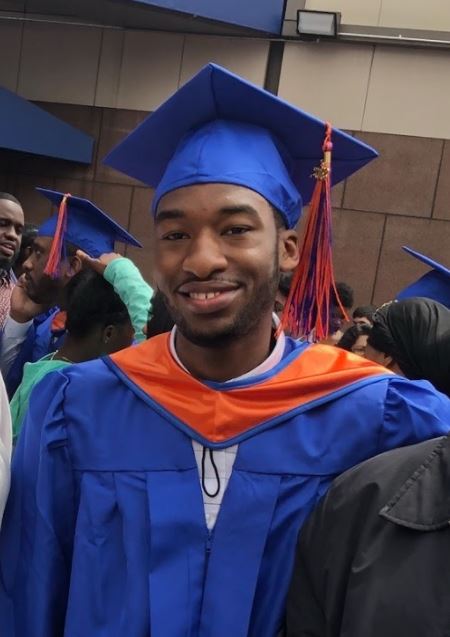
[44,193,70,278]
[279,124,347,341]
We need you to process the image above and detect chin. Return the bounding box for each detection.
[0,257,13,272]
[25,288,44,304]
[177,316,257,348]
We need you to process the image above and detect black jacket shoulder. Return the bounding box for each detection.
[287,436,450,637]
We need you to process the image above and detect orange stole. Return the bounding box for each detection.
[111,335,392,444]
[51,310,67,333]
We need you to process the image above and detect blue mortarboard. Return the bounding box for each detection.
[104,63,378,229]
[397,246,450,309]
[37,188,142,260]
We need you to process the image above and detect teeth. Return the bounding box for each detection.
[189,292,222,300]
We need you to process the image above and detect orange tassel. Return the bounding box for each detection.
[44,193,70,278]
[278,124,347,341]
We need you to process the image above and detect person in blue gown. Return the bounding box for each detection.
[1,64,450,637]
[1,188,142,396]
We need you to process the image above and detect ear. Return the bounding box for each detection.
[278,229,299,273]
[66,254,83,280]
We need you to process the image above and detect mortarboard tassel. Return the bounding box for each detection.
[44,193,70,278]
[278,124,347,341]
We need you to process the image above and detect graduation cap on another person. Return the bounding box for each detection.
[37,188,142,276]
[104,63,378,338]
[397,246,450,309]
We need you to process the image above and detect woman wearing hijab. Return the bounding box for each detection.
[364,297,450,396]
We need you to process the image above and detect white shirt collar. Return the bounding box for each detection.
[169,314,286,383]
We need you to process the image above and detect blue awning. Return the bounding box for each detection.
[130,0,284,34]
[0,87,94,164]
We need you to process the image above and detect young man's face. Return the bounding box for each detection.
[0,199,24,270]
[353,316,372,327]
[21,236,66,304]
[153,183,298,347]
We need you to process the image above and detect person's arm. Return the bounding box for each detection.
[0,372,12,528]
[377,377,450,453]
[103,257,153,342]
[77,252,153,343]
[0,371,75,635]
[1,279,49,377]
[286,500,329,637]
[0,316,32,377]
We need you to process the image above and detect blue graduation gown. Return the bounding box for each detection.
[5,309,65,397]
[1,336,450,637]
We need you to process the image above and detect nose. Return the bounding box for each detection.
[182,231,228,279]
[22,253,33,273]
[5,224,20,244]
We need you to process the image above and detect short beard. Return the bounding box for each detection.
[161,252,280,349]
[0,257,12,277]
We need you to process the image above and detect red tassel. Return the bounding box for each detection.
[278,124,347,341]
[44,193,70,278]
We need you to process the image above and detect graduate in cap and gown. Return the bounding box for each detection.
[1,64,450,637]
[0,188,145,396]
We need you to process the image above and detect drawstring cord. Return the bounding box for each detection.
[201,446,221,498]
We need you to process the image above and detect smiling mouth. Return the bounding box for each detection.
[188,291,223,300]
[176,285,241,315]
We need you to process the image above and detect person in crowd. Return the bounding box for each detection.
[397,246,450,308]
[364,297,450,397]
[2,64,450,637]
[12,223,37,280]
[0,194,24,332]
[336,323,371,356]
[321,282,354,345]
[335,282,354,317]
[0,372,11,530]
[286,432,450,637]
[352,304,376,326]
[10,251,152,438]
[0,189,142,396]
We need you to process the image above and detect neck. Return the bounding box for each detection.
[57,337,97,364]
[57,289,67,310]
[175,313,275,382]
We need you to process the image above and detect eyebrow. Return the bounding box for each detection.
[155,204,260,225]
[154,209,185,225]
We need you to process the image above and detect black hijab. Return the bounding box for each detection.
[368,297,450,397]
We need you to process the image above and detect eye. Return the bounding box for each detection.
[162,231,189,241]
[223,226,251,236]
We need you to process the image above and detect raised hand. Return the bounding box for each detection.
[76,250,123,276]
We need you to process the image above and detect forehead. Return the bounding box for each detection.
[33,235,53,251]
[156,183,272,218]
[0,198,24,222]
